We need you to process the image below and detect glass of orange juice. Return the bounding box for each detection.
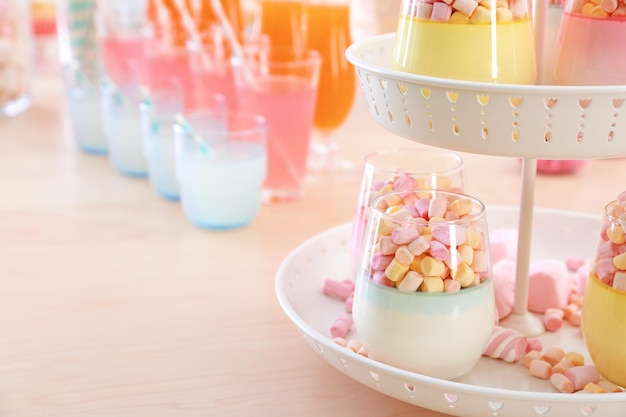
[249,0,306,49]
[303,0,357,180]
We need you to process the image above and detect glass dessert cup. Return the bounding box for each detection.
[582,199,626,387]
[352,189,495,380]
[392,0,537,84]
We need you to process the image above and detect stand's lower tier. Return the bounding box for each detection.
[276,206,625,417]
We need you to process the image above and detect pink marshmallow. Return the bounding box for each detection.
[415,198,430,219]
[565,366,600,391]
[543,308,564,332]
[393,174,417,191]
[330,314,353,338]
[373,270,394,286]
[391,227,420,245]
[528,259,572,313]
[430,1,453,20]
[323,279,355,301]
[429,240,450,260]
[428,198,448,219]
[371,252,395,271]
[431,224,466,246]
[492,259,516,320]
[489,228,518,264]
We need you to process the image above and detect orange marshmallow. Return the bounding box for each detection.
[551,358,575,375]
[542,346,566,366]
[522,350,542,368]
[529,359,552,379]
[397,270,424,292]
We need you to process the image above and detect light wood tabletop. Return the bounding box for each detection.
[1,71,624,417]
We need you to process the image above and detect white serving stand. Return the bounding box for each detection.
[344,32,626,336]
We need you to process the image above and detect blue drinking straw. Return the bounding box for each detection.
[174,113,210,155]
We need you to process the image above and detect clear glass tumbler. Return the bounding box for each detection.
[0,0,33,117]
[391,0,536,83]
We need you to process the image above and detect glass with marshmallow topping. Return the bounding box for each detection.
[352,189,495,380]
[553,0,626,85]
[391,0,537,84]
[350,148,466,275]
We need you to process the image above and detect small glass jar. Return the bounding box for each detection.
[0,0,33,117]
[553,0,626,85]
[391,0,537,84]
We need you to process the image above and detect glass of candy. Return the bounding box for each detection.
[391,0,537,83]
[352,188,495,380]
[350,148,466,273]
[582,193,626,387]
[553,0,626,85]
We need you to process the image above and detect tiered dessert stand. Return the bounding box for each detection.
[275,11,626,417]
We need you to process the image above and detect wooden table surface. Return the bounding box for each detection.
[1,71,624,417]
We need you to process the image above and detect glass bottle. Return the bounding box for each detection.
[0,0,33,117]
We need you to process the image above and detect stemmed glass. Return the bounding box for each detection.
[303,0,357,181]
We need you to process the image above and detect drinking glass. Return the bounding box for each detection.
[101,80,147,177]
[232,45,321,203]
[350,148,466,273]
[96,0,146,89]
[391,0,536,83]
[553,0,626,85]
[140,88,226,200]
[63,62,108,154]
[582,197,626,386]
[303,0,357,179]
[0,0,33,117]
[249,0,306,49]
[352,189,494,380]
[174,111,267,230]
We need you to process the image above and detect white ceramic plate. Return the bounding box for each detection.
[276,206,626,417]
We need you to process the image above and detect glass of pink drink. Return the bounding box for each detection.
[232,46,321,203]
[187,25,241,112]
[553,0,626,85]
[350,148,466,274]
[96,4,146,88]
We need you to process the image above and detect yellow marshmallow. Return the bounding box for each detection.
[465,228,483,249]
[470,5,491,23]
[613,252,626,270]
[409,254,426,273]
[450,198,473,217]
[452,262,475,287]
[582,382,606,393]
[421,277,445,292]
[421,256,446,277]
[564,351,585,367]
[607,224,625,244]
[385,258,410,282]
[385,205,403,215]
[458,244,474,264]
[495,7,513,21]
[378,219,398,236]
